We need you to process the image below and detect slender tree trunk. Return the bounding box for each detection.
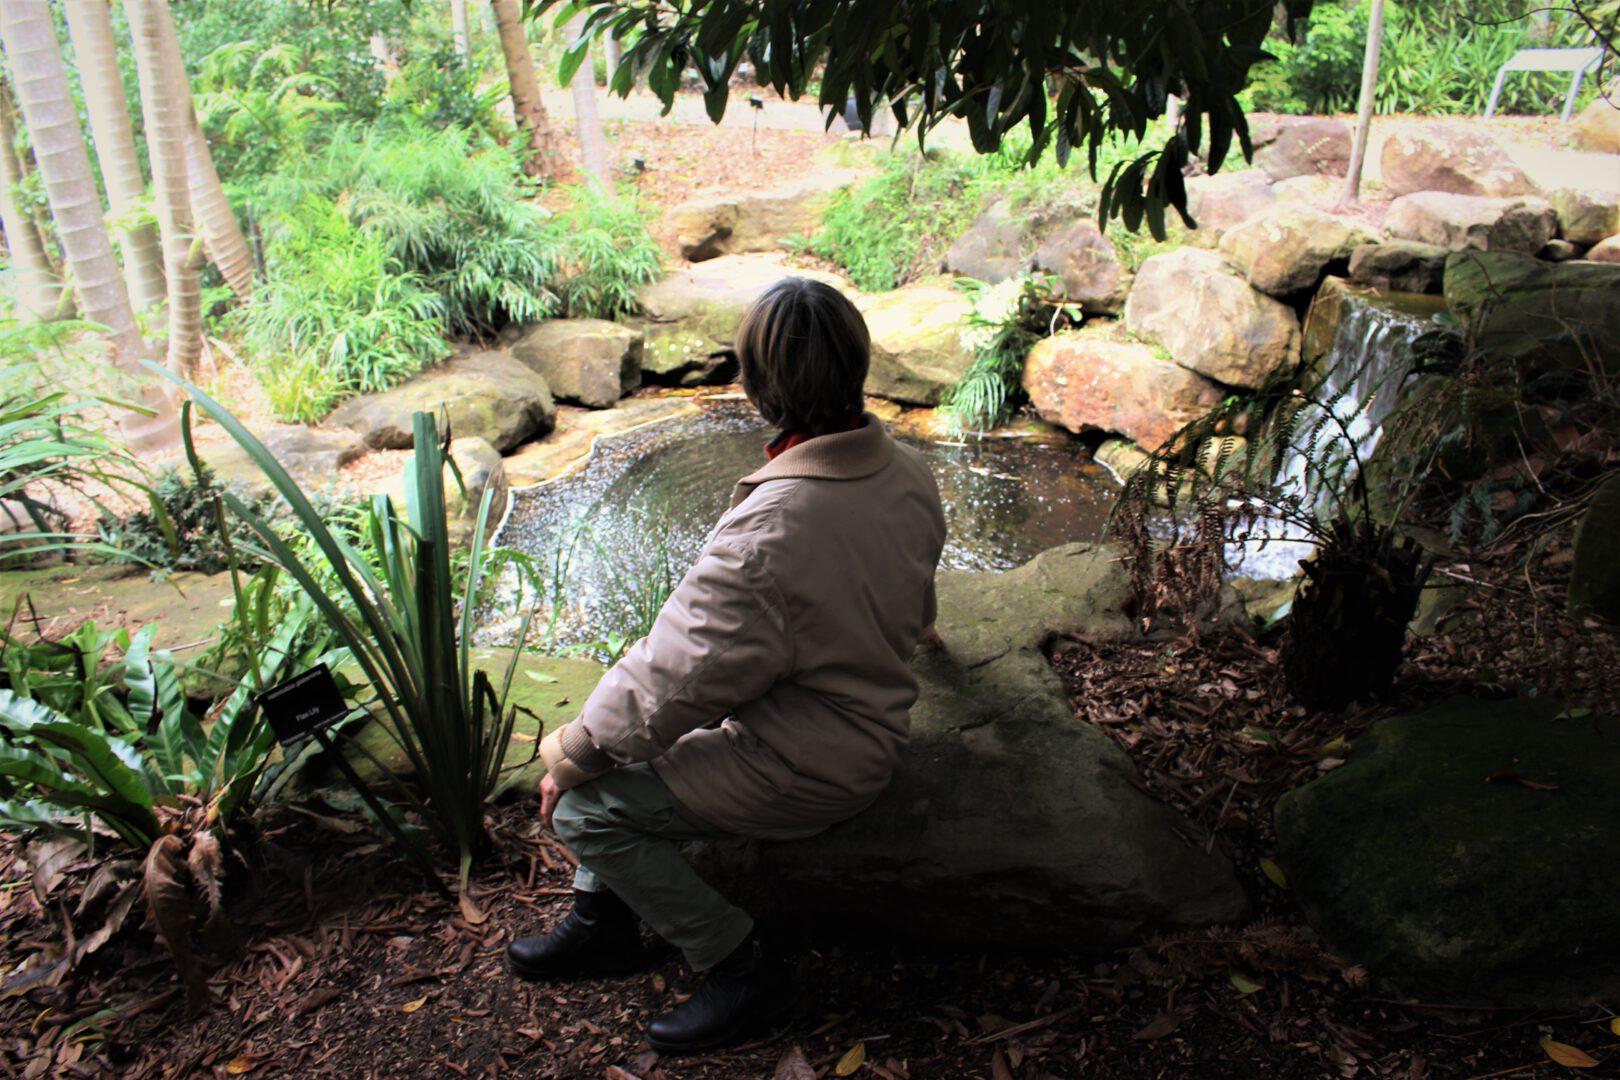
[0,76,63,322]
[568,18,609,187]
[491,0,560,179]
[1338,0,1386,209]
[603,36,622,87]
[62,0,167,315]
[184,108,254,300]
[369,32,397,85]
[452,0,471,58]
[0,0,174,446]
[127,0,201,376]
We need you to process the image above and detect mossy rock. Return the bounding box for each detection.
[1569,473,1620,622]
[1276,696,1620,1005]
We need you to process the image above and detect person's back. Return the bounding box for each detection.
[511,277,946,1055]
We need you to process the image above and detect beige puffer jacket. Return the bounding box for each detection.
[539,413,946,840]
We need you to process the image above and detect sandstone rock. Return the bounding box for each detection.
[634,255,851,384]
[1276,696,1620,1004]
[1570,473,1620,622]
[1184,170,1278,243]
[1443,252,1620,374]
[1022,325,1224,451]
[859,280,976,405]
[1125,248,1301,388]
[1380,124,1539,198]
[1384,192,1556,255]
[1249,114,1352,181]
[1219,204,1378,296]
[508,319,642,408]
[1572,93,1620,154]
[671,170,862,261]
[1587,234,1620,263]
[700,544,1251,948]
[203,425,368,500]
[1031,218,1127,314]
[1550,186,1620,246]
[1271,174,1343,208]
[941,198,1029,282]
[326,351,556,453]
[1348,240,1449,294]
[1541,239,1581,262]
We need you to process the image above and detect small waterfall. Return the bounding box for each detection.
[1233,286,1445,581]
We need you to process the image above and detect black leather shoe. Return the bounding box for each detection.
[646,931,796,1054]
[508,889,649,980]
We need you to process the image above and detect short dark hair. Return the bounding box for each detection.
[734,278,869,435]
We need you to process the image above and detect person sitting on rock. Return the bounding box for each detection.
[508,277,947,1055]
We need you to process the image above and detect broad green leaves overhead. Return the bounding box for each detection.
[526,0,1317,233]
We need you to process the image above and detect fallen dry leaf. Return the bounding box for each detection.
[1131,1013,1183,1041]
[991,1048,1014,1080]
[835,1041,867,1076]
[772,1045,816,1080]
[1541,1036,1598,1068]
[402,995,429,1014]
[224,1058,256,1075]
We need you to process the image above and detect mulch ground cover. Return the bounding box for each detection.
[2,528,1616,1079]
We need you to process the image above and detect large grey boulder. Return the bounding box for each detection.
[1572,92,1620,154]
[1031,218,1128,314]
[1125,248,1301,388]
[1380,124,1539,198]
[203,425,367,500]
[1023,325,1224,451]
[508,319,642,408]
[1184,170,1278,244]
[1588,235,1620,263]
[326,351,556,453]
[1348,240,1449,294]
[671,170,862,261]
[858,280,976,405]
[1250,114,1352,181]
[1276,696,1620,1005]
[705,544,1251,948]
[1443,252,1620,374]
[1570,472,1620,622]
[633,255,851,385]
[1219,204,1378,296]
[1385,192,1557,255]
[1549,187,1620,247]
[941,198,1029,283]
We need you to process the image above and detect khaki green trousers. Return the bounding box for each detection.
[552,762,755,971]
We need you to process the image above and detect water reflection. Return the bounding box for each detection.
[488,401,1118,648]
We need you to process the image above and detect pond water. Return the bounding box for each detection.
[488,400,1119,649]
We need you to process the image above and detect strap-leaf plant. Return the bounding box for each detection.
[154,368,538,903]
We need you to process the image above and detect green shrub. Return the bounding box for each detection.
[541,185,664,319]
[264,124,558,339]
[941,275,1069,435]
[239,198,448,423]
[814,150,991,292]
[379,48,512,147]
[99,461,269,574]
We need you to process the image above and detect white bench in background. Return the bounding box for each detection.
[1484,47,1606,122]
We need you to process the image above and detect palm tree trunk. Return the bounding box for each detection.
[0,76,63,322]
[127,0,201,376]
[185,107,254,300]
[61,0,168,315]
[0,0,174,447]
[568,17,609,187]
[491,0,560,179]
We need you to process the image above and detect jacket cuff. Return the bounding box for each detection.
[539,722,611,791]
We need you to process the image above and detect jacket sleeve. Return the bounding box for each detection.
[539,539,791,790]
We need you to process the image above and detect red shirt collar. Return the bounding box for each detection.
[764,417,864,460]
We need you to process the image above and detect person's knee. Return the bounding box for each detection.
[551,787,605,853]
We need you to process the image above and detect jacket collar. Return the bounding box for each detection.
[730,412,894,507]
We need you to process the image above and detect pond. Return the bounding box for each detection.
[487,400,1120,650]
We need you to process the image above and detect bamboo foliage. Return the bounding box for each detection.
[0,75,63,322]
[61,0,168,315]
[127,0,202,376]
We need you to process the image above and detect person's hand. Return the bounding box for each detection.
[539,772,562,832]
